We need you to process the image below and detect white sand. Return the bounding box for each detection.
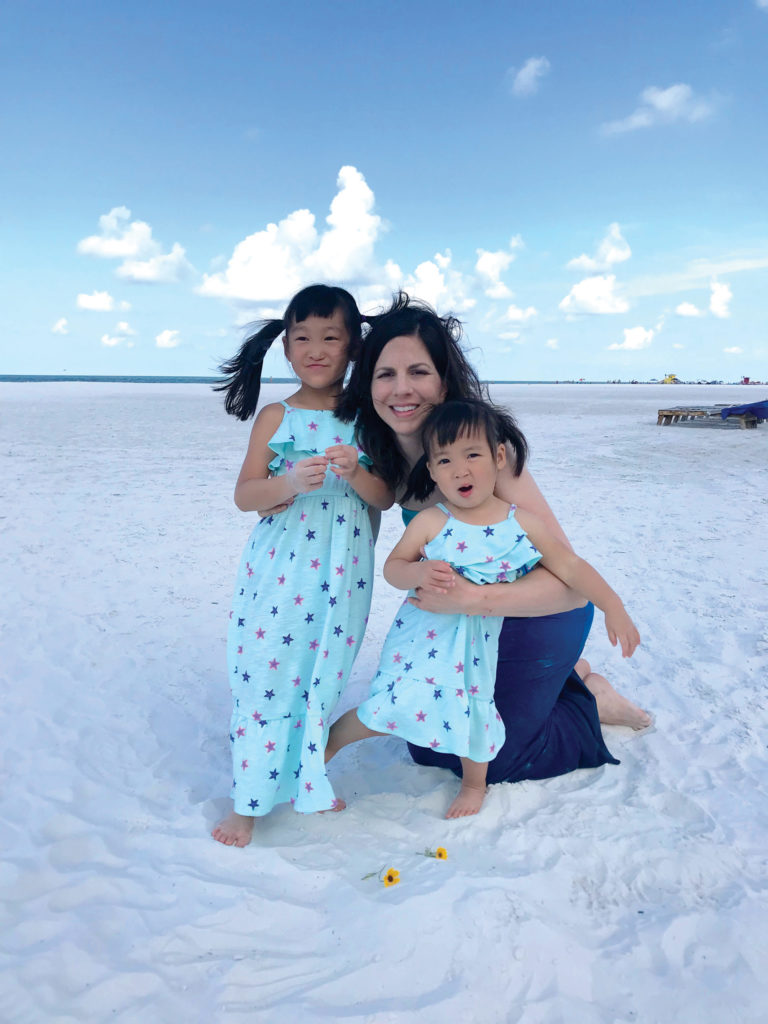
[2,382,767,1023]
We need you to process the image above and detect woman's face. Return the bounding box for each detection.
[371,333,447,438]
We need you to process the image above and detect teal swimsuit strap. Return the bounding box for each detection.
[435,502,451,517]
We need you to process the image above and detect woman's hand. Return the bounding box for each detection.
[286,455,329,494]
[325,444,360,482]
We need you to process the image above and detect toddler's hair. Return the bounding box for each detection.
[407,398,529,502]
[214,284,364,419]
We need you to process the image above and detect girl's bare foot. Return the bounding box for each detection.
[446,782,486,819]
[576,659,652,730]
[212,811,254,847]
[320,797,347,813]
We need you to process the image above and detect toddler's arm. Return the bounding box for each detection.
[383,508,455,595]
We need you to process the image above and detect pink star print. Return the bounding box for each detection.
[456,689,464,698]
[265,741,276,752]
[277,574,285,585]
[241,759,248,769]
[335,565,345,576]
[470,685,479,695]
[387,721,397,731]
[294,594,304,605]
[294,719,303,729]
[246,563,253,577]
[255,628,265,639]
[268,548,275,560]
[269,659,279,670]
[416,711,426,722]
[237,645,243,654]
[310,559,320,569]
[305,781,313,792]
[426,630,436,640]
[309,639,319,650]
[455,661,464,673]
[457,541,467,552]
[393,652,402,664]
[309,421,318,431]
[292,676,301,686]
[236,726,245,737]
[252,711,262,721]
[346,636,355,647]
[429,739,440,749]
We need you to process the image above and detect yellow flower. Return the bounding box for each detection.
[435,847,448,860]
[382,868,400,887]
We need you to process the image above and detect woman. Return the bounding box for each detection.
[336,293,649,786]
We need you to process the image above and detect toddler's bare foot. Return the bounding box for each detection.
[212,811,254,847]
[446,782,486,819]
[583,671,652,730]
[320,797,347,813]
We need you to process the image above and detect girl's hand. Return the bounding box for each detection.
[325,444,360,481]
[286,456,329,494]
[414,559,457,595]
[605,606,641,658]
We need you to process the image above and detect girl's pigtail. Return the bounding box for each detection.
[213,319,285,420]
[403,453,434,504]
[498,408,529,476]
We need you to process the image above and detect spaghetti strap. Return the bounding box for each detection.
[435,502,451,516]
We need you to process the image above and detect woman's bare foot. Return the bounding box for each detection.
[446,782,486,819]
[576,660,652,730]
[212,811,254,847]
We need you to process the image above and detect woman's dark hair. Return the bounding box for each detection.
[213,284,364,419]
[336,292,486,491]
[407,398,528,502]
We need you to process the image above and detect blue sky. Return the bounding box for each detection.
[2,0,767,380]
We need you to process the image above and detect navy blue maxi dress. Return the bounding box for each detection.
[399,508,619,783]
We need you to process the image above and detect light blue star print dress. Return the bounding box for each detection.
[357,503,542,762]
[227,402,374,815]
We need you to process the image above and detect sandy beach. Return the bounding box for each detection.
[2,381,767,1024]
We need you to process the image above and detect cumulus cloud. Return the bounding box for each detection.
[78,206,192,284]
[546,338,559,349]
[507,57,551,97]
[403,251,476,313]
[117,243,193,283]
[77,290,114,311]
[475,237,523,298]
[156,329,181,349]
[602,83,715,135]
[675,301,704,317]
[100,321,136,347]
[559,275,629,315]
[709,280,732,318]
[504,302,537,322]
[608,326,655,351]
[567,223,631,272]
[200,166,383,303]
[52,318,69,334]
[724,346,743,354]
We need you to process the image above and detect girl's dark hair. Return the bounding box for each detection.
[213,284,363,419]
[336,291,486,491]
[407,399,529,502]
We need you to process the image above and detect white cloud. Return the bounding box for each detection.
[156,329,181,349]
[475,237,523,298]
[101,333,122,347]
[78,206,192,284]
[709,280,732,318]
[200,166,383,303]
[628,252,768,299]
[78,207,158,259]
[115,321,136,335]
[100,321,136,347]
[117,242,193,283]
[567,223,631,272]
[608,326,655,351]
[52,318,69,334]
[504,302,537,322]
[602,83,715,135]
[77,290,114,311]
[559,275,629,315]
[756,1,768,9]
[724,346,743,354]
[403,250,476,313]
[546,338,559,349]
[508,57,551,97]
[675,301,703,317]
[498,330,521,342]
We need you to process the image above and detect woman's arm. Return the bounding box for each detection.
[233,404,328,512]
[495,462,573,550]
[517,509,640,656]
[408,565,587,617]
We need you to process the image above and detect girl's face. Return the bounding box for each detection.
[371,333,447,438]
[426,428,506,509]
[284,311,350,391]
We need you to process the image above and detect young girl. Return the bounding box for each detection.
[326,399,640,820]
[211,285,393,847]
